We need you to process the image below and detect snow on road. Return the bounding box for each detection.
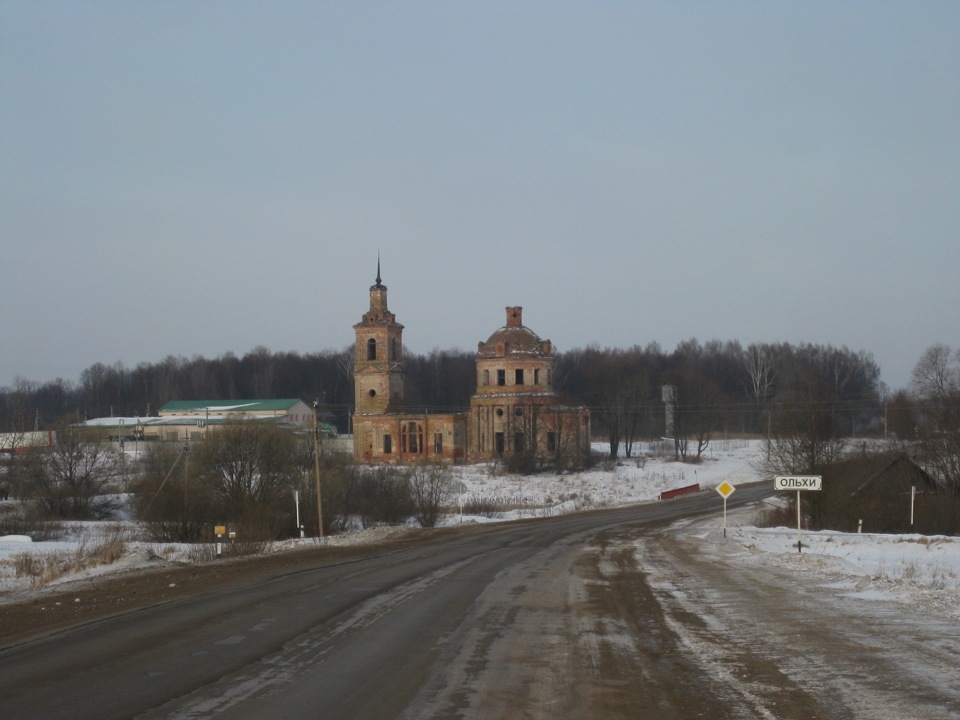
[2,438,959,717]
[632,507,960,719]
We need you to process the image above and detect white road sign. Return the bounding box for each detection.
[774,476,822,491]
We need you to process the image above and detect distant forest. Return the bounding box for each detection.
[1,340,889,449]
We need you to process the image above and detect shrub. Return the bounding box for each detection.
[410,463,453,528]
[352,466,413,527]
[462,496,504,518]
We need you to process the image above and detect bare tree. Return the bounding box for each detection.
[503,403,541,475]
[26,414,117,519]
[189,421,299,538]
[0,379,34,499]
[910,345,960,491]
[570,346,650,459]
[542,406,590,472]
[743,343,776,431]
[409,462,453,527]
[756,357,848,477]
[133,441,209,542]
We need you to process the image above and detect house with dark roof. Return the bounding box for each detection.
[810,451,952,534]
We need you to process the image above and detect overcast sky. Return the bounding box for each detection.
[1,2,957,393]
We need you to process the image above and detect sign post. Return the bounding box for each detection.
[294,489,304,538]
[774,476,822,553]
[214,524,226,559]
[910,485,916,527]
[715,481,736,537]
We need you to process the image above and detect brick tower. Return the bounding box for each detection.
[353,262,404,415]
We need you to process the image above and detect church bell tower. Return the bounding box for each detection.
[353,262,404,415]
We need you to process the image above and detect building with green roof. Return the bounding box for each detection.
[159,399,315,427]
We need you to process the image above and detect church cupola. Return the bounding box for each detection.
[363,260,395,324]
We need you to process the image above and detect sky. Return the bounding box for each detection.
[1,2,957,393]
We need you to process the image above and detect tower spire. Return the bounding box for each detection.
[375,254,382,287]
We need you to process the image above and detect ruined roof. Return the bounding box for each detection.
[478,325,546,356]
[477,307,552,358]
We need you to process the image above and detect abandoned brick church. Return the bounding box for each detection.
[352,268,590,465]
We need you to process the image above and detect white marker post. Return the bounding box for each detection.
[715,481,736,537]
[774,476,822,553]
[294,489,303,538]
[910,485,916,527]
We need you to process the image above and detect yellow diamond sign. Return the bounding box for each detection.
[716,481,736,499]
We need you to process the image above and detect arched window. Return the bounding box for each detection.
[367,338,377,361]
[401,422,423,454]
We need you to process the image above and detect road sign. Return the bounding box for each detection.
[715,481,736,499]
[715,481,736,537]
[774,475,822,491]
[774,476,822,554]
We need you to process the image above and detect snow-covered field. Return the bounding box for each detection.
[2,439,959,612]
[446,438,760,518]
[680,507,960,625]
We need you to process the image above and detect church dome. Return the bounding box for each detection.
[477,307,552,358]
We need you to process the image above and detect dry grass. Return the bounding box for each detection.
[0,508,66,541]
[186,540,271,562]
[10,526,128,587]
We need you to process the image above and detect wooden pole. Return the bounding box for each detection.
[313,401,324,538]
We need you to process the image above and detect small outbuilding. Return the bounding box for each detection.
[810,451,953,534]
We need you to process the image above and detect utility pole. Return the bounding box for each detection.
[119,419,126,492]
[313,400,324,538]
[183,437,190,508]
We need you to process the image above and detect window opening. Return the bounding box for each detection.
[383,434,392,454]
[515,369,524,385]
[367,338,377,361]
[401,421,422,454]
[497,369,506,386]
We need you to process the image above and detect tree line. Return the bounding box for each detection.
[2,342,956,536]
[1,339,885,446]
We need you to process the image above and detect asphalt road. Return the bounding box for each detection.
[0,485,772,719]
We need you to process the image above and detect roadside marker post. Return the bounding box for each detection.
[715,481,736,537]
[774,476,822,553]
[214,524,226,559]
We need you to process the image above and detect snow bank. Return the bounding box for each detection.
[4,439,958,616]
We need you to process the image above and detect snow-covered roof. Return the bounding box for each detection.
[159,399,305,414]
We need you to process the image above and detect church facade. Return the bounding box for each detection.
[351,270,590,466]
